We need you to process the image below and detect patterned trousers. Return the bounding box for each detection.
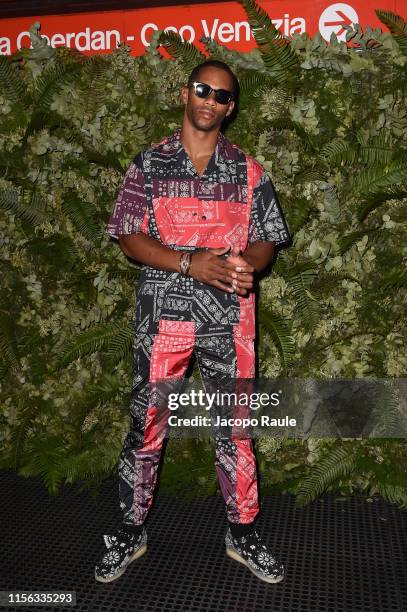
[118,319,259,527]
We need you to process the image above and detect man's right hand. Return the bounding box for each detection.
[118,234,254,295]
[188,246,252,294]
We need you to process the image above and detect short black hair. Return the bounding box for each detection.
[187,60,239,100]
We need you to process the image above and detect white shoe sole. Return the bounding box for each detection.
[226,547,284,584]
[95,544,147,583]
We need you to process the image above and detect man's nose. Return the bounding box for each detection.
[204,91,217,106]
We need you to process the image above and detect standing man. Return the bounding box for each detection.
[95,60,290,584]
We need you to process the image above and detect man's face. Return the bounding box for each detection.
[181,66,235,132]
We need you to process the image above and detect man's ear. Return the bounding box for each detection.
[181,86,189,106]
[225,100,235,117]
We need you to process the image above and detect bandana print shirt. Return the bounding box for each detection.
[107,128,291,337]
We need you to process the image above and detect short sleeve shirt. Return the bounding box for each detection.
[107,128,291,337]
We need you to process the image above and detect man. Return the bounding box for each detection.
[95,60,291,584]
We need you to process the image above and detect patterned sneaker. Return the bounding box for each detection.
[95,526,147,583]
[225,528,285,583]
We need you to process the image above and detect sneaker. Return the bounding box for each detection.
[225,528,285,583]
[95,526,147,583]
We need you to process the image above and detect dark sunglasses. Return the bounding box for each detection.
[189,81,233,105]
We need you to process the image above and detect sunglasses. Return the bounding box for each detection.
[189,81,234,105]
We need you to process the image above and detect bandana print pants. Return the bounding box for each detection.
[118,319,259,527]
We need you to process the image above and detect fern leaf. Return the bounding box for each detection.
[80,54,112,113]
[158,31,206,72]
[32,59,82,111]
[61,191,101,244]
[358,187,407,223]
[63,441,123,483]
[319,139,358,165]
[258,306,296,368]
[19,435,66,495]
[312,271,362,290]
[376,10,407,54]
[352,163,407,197]
[238,0,300,82]
[8,396,40,468]
[376,482,407,509]
[295,445,357,506]
[0,313,20,374]
[318,132,393,167]
[360,133,394,165]
[105,321,134,362]
[239,70,277,97]
[287,267,320,329]
[74,373,123,419]
[294,169,327,184]
[376,10,407,36]
[0,55,28,107]
[53,322,119,369]
[0,186,49,225]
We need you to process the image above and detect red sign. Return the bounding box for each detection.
[0,1,404,57]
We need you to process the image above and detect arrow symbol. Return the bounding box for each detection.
[324,10,353,36]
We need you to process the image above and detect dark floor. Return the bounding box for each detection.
[1,469,407,612]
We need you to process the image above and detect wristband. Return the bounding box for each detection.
[179,252,192,276]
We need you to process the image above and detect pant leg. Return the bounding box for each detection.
[119,322,195,526]
[194,328,259,525]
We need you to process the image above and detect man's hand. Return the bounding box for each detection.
[188,246,254,296]
[225,246,255,296]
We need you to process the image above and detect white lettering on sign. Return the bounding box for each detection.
[200,15,306,42]
[217,22,235,43]
[15,27,120,51]
[51,33,65,47]
[141,22,195,45]
[16,31,31,50]
[319,3,359,42]
[106,30,120,49]
[235,21,251,42]
[201,19,219,39]
[141,14,306,47]
[290,18,306,35]
[0,37,11,55]
[0,13,308,56]
[178,24,195,42]
[141,22,159,46]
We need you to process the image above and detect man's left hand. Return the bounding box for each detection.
[226,246,255,296]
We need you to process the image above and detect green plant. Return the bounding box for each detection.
[0,9,406,505]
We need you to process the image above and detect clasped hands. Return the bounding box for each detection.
[188,246,254,296]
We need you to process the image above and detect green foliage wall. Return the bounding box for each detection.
[0,4,406,505]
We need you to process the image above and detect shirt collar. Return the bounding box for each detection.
[162,127,230,161]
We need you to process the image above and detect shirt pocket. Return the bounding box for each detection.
[198,200,251,250]
[152,196,201,246]
[152,196,251,250]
